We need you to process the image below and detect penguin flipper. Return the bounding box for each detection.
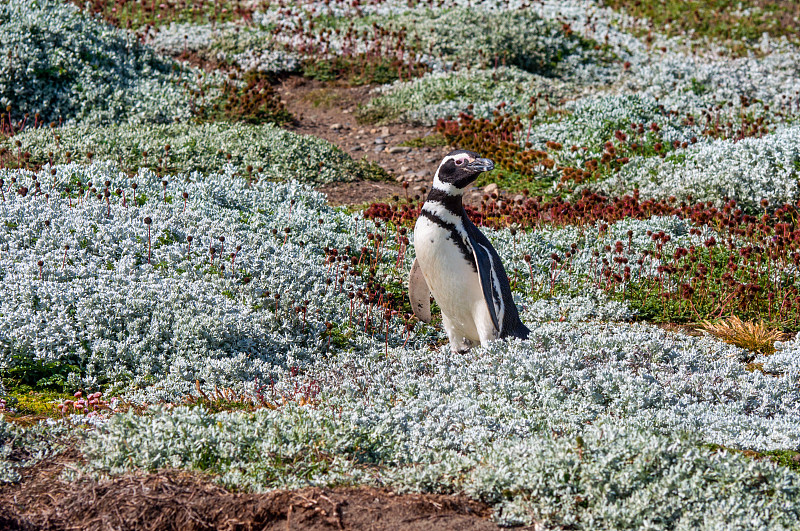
[468,239,504,334]
[409,258,432,323]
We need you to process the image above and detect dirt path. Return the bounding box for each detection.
[277,77,458,206]
[0,451,507,531]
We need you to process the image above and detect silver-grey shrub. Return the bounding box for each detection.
[4,122,372,183]
[0,162,402,401]
[0,417,73,483]
[4,159,800,527]
[81,317,800,527]
[0,0,199,125]
[398,7,611,77]
[362,67,575,125]
[145,22,300,74]
[595,124,800,211]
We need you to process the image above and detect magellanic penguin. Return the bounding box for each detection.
[410,149,530,353]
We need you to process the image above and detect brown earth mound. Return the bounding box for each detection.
[277,77,453,207]
[0,451,505,531]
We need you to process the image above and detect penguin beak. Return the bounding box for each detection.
[468,158,494,173]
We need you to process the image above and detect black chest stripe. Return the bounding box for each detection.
[425,189,464,216]
[419,210,477,272]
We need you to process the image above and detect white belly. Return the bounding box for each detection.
[414,216,492,343]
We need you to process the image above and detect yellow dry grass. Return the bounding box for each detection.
[698,316,789,355]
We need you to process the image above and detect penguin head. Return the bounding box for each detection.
[433,149,495,192]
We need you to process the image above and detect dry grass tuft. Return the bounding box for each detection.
[698,316,789,356]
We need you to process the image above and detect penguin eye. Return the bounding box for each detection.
[454,158,464,166]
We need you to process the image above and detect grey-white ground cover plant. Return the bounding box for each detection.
[0,161,420,402]
[361,67,577,126]
[0,417,74,484]
[516,0,800,120]
[76,319,800,528]
[0,161,763,406]
[3,122,373,184]
[1,0,800,526]
[387,7,614,78]
[253,3,615,79]
[0,0,207,125]
[144,22,301,74]
[346,1,800,208]
[2,160,799,527]
[593,123,800,210]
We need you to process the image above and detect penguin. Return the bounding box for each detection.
[410,149,530,354]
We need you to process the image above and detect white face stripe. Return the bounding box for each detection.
[449,153,472,166]
[432,153,477,193]
[432,176,464,194]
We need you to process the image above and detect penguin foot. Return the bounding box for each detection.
[449,337,473,355]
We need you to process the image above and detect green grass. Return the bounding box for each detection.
[6,389,73,418]
[302,56,427,87]
[2,353,82,393]
[600,243,800,332]
[302,88,346,109]
[475,169,563,198]
[354,158,393,182]
[706,443,800,473]
[399,134,449,149]
[603,0,800,51]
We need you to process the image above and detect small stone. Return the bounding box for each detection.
[405,129,417,135]
[374,137,385,145]
[400,166,411,173]
[358,129,366,134]
[395,174,406,182]
[373,146,384,153]
[387,146,411,154]
[342,109,351,114]
[484,183,499,195]
[381,126,390,136]
[330,123,343,130]
[514,194,525,203]
[351,145,362,152]
[426,157,438,164]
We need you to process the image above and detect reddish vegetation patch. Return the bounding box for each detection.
[72,0,255,29]
[366,190,800,327]
[365,188,797,231]
[436,98,786,190]
[0,452,500,531]
[195,70,293,126]
[437,109,557,179]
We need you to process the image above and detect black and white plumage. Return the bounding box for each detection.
[410,149,530,353]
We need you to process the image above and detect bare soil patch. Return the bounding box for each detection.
[0,451,504,531]
[277,77,456,206]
